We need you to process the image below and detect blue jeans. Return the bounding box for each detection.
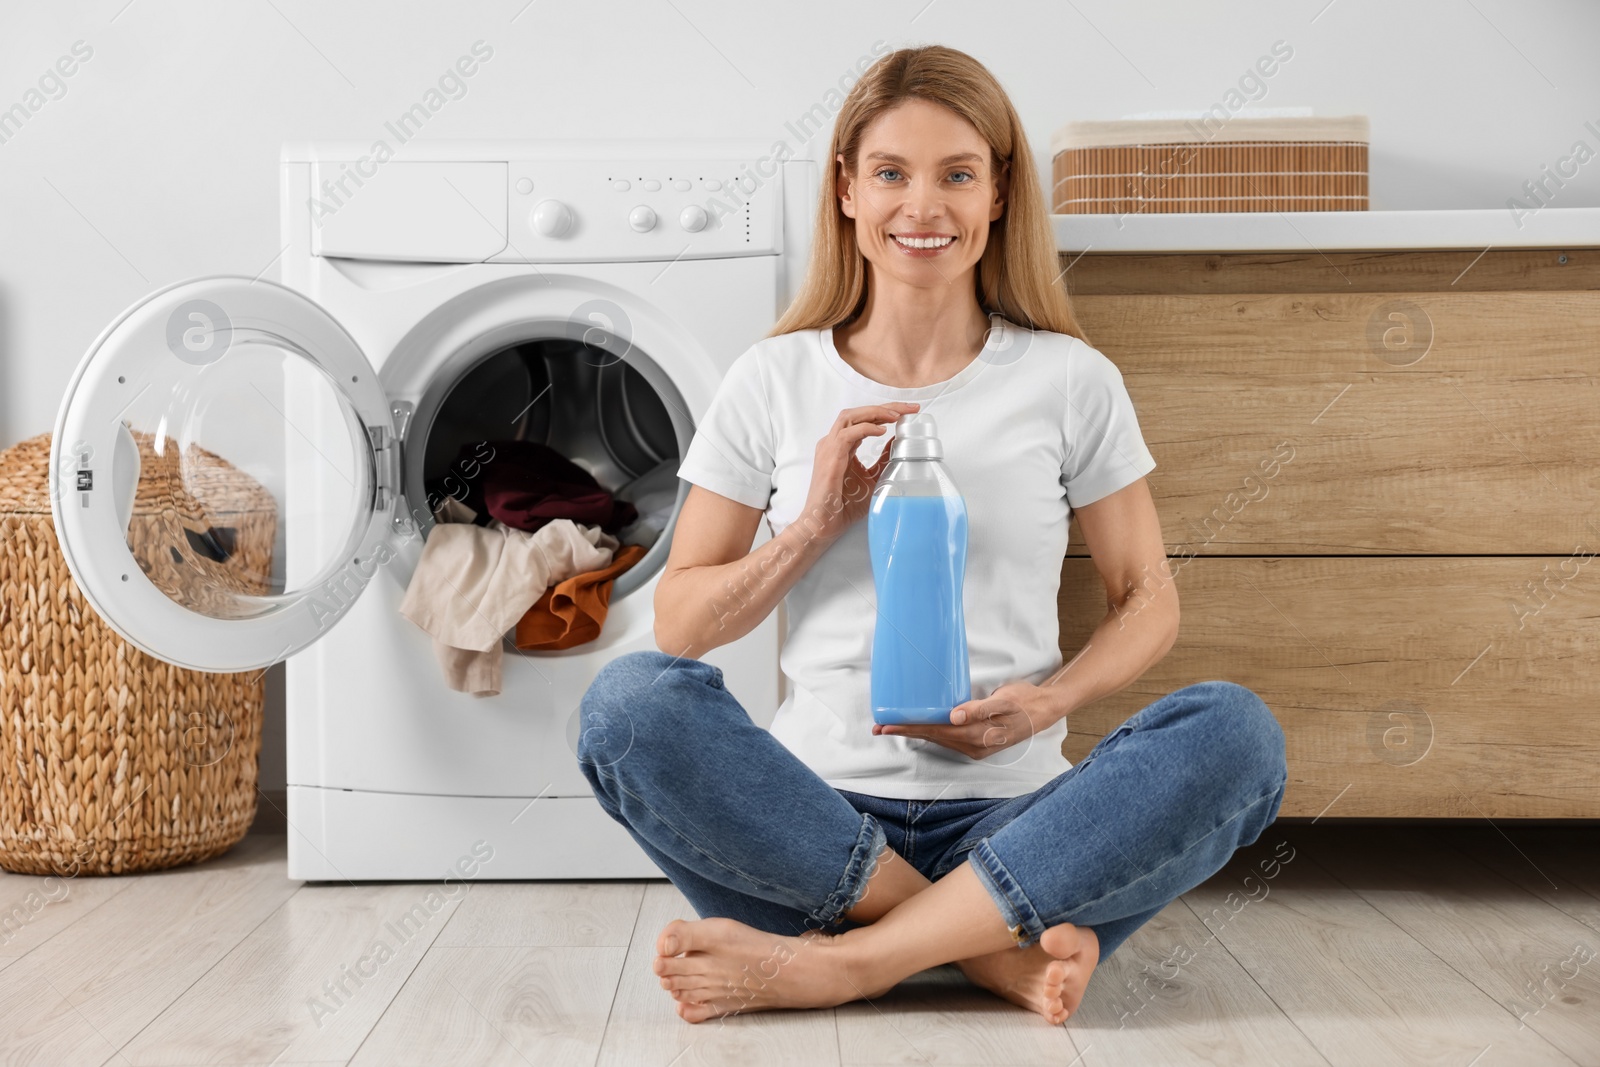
[576,651,1286,959]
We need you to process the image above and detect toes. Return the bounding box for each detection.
[673,983,725,1005]
[1035,925,1098,1023]
[658,916,744,958]
[667,977,719,996]
[657,974,731,1004]
[652,954,705,978]
[676,998,723,1024]
[1037,922,1082,960]
[1040,982,1066,1019]
[656,918,693,956]
[671,984,732,1005]
[986,926,1094,1026]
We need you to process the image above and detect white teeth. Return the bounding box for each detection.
[892,234,954,249]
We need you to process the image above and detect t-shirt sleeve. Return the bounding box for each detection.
[1060,340,1157,509]
[675,346,775,510]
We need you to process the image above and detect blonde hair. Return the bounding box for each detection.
[771,44,1087,342]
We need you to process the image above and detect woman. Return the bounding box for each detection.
[577,44,1286,1026]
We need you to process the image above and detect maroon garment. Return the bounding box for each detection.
[451,440,638,535]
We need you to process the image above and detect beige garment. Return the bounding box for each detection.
[399,518,617,696]
[431,495,478,525]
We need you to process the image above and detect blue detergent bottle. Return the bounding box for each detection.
[867,412,971,725]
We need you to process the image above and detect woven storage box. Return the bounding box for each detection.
[1051,114,1369,214]
[0,430,276,875]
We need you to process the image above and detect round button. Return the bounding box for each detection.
[515,177,533,195]
[641,179,661,191]
[612,179,630,192]
[671,179,691,192]
[703,179,723,191]
[679,205,708,232]
[629,205,657,232]
[531,199,574,237]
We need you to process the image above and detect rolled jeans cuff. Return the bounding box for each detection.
[812,812,886,927]
[968,839,1047,947]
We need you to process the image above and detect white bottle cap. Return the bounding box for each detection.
[889,412,943,460]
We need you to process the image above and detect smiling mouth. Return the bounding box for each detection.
[891,234,956,250]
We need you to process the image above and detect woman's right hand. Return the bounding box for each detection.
[796,401,921,545]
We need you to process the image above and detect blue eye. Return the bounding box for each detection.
[873,167,976,183]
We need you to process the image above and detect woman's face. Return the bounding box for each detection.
[836,98,1008,293]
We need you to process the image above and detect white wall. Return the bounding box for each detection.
[7,0,1600,447]
[3,0,1597,810]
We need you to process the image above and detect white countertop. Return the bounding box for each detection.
[1052,207,1600,253]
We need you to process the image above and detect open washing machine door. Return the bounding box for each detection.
[49,276,401,673]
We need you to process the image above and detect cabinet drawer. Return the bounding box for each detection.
[1066,289,1600,556]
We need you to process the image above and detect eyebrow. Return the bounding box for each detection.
[865,151,983,166]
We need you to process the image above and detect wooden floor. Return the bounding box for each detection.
[1,823,1597,1066]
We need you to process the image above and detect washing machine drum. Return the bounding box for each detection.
[414,336,688,597]
[422,337,678,493]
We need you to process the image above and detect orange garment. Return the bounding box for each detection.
[514,544,647,650]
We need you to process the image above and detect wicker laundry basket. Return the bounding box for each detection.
[1051,114,1370,214]
[0,430,276,875]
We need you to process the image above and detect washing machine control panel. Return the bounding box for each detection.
[305,153,786,264]
[494,158,780,263]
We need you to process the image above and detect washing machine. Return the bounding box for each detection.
[49,139,818,880]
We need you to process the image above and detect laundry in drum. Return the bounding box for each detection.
[398,517,620,696]
[515,542,649,651]
[430,495,478,526]
[430,439,638,536]
[612,456,679,550]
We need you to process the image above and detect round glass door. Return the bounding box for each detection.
[49,276,397,672]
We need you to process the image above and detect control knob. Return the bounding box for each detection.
[679,205,708,233]
[531,199,574,237]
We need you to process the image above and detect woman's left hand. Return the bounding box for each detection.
[871,681,1059,759]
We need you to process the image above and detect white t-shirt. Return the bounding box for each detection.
[675,318,1157,799]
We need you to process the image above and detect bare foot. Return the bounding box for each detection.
[652,917,887,1023]
[956,923,1099,1025]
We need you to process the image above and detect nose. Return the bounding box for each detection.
[903,177,945,221]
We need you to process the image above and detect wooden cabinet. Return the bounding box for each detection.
[1056,249,1600,818]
